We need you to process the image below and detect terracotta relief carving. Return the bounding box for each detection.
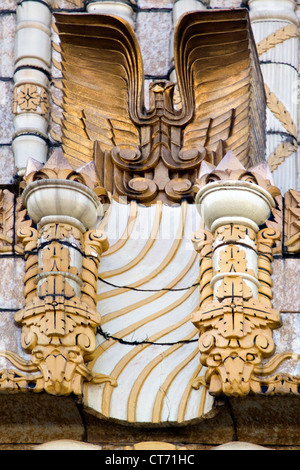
[52,9,266,205]
[191,152,298,397]
[2,6,299,407]
[0,150,116,396]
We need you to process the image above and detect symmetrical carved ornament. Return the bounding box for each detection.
[2,6,300,407]
[12,84,50,116]
[51,9,266,205]
[0,150,116,396]
[191,152,299,397]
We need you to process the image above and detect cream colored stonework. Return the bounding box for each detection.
[84,200,213,424]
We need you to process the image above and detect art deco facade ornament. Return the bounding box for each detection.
[1,4,299,416]
[0,150,116,396]
[52,9,266,205]
[191,152,297,396]
[0,189,32,255]
[85,1,136,28]
[169,0,208,83]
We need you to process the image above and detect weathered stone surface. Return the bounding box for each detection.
[0,309,29,370]
[83,402,235,445]
[138,0,173,7]
[0,14,16,78]
[0,257,28,369]
[272,258,300,312]
[0,259,28,369]
[273,312,300,375]
[229,396,300,446]
[210,0,243,7]
[135,11,172,76]
[0,0,17,9]
[0,258,25,310]
[0,82,14,144]
[0,394,84,444]
[53,0,82,9]
[0,146,16,183]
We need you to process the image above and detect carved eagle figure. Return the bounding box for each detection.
[54,9,266,204]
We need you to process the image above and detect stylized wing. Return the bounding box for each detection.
[53,13,143,169]
[174,9,266,167]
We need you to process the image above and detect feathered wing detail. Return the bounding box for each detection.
[54,13,143,169]
[174,9,266,167]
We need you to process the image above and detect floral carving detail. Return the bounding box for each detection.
[12,84,49,115]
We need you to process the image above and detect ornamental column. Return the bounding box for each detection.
[13,149,116,396]
[169,0,208,83]
[12,0,52,176]
[191,152,282,397]
[248,0,299,193]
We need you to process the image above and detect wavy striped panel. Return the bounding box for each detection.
[83,201,213,424]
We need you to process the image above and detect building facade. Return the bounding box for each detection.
[0,0,300,450]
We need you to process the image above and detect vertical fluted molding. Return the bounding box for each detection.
[85,1,136,29]
[12,0,52,176]
[248,0,299,193]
